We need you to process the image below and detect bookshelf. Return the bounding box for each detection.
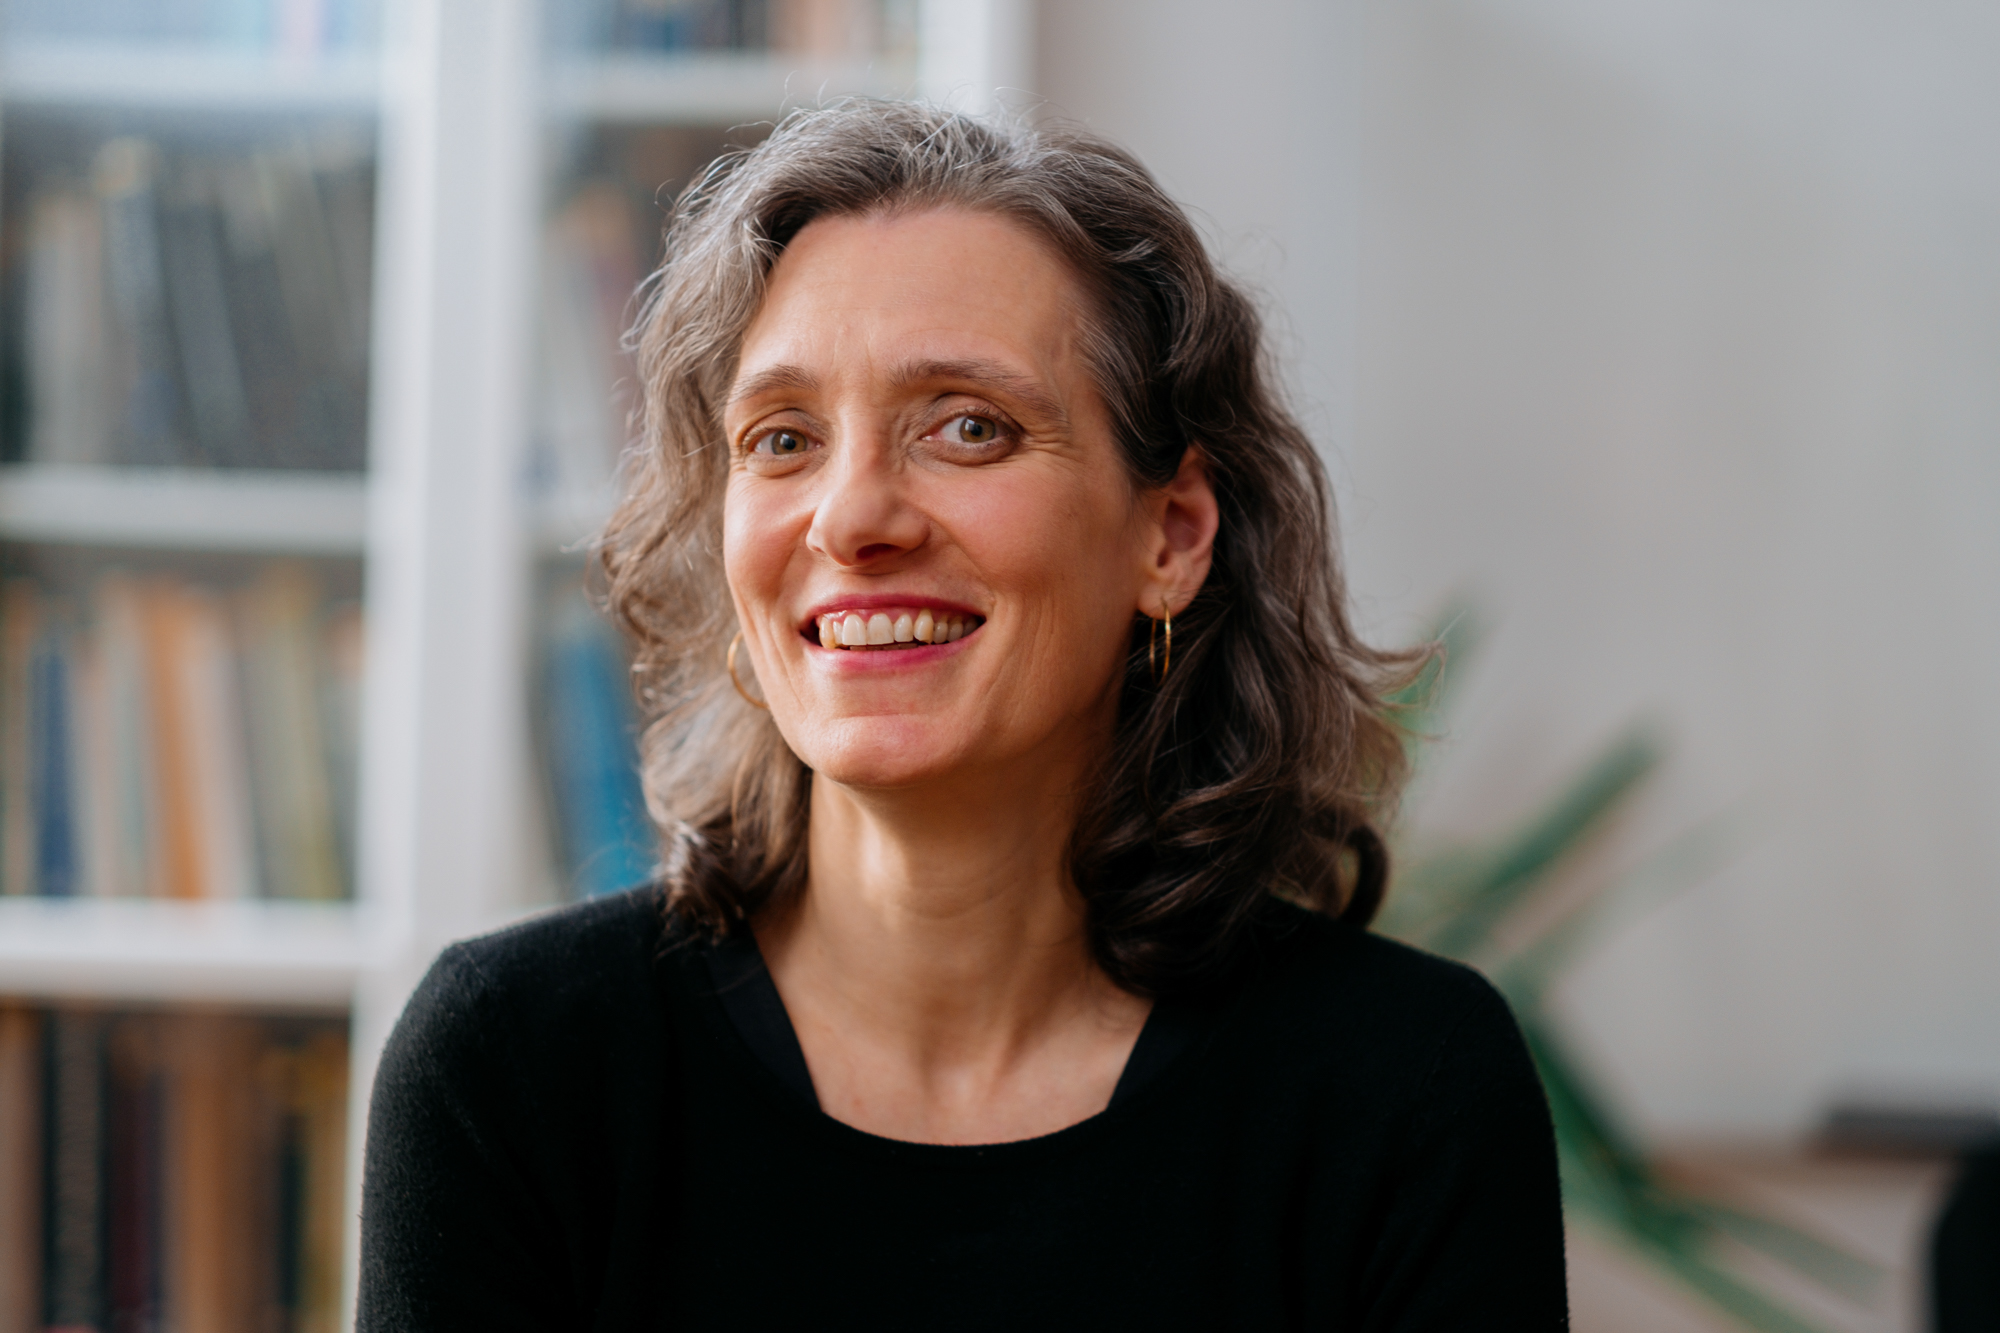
[0,1,1029,1327]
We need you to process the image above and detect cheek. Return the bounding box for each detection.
[721,479,794,598]
[942,467,1140,618]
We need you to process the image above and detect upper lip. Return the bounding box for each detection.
[798,593,985,632]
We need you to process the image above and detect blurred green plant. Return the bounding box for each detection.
[1379,605,1881,1333]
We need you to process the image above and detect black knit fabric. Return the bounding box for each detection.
[358,886,1569,1331]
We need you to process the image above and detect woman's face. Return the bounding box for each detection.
[721,207,1202,792]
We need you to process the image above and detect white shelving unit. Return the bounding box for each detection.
[0,41,379,111]
[0,1,1029,1322]
[0,464,368,553]
[0,897,376,1007]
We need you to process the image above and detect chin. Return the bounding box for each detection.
[793,714,972,790]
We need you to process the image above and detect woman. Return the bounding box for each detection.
[360,102,1566,1329]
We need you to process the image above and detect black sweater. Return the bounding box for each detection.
[358,887,1568,1330]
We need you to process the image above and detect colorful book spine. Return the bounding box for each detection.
[237,566,343,901]
[139,581,206,901]
[93,136,185,468]
[23,190,113,466]
[318,601,365,901]
[0,584,40,897]
[271,1029,349,1333]
[31,620,81,898]
[0,1007,42,1333]
[163,1015,269,1332]
[178,589,258,900]
[159,173,255,467]
[88,575,161,899]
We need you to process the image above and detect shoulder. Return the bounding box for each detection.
[382,886,678,1083]
[437,883,675,1001]
[1223,899,1533,1106]
[1246,897,1508,1028]
[361,888,689,1328]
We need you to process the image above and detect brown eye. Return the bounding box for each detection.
[754,429,809,456]
[949,415,998,444]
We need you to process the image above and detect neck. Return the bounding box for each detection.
[756,718,1153,1143]
[771,748,1101,1060]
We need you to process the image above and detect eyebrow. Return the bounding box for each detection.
[727,363,820,408]
[726,357,1069,427]
[892,359,1069,428]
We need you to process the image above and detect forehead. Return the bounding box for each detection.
[734,207,1089,388]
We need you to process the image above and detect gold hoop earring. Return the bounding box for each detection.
[727,631,769,710]
[1149,601,1173,686]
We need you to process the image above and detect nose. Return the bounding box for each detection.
[804,434,929,567]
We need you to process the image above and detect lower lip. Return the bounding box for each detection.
[805,627,979,670]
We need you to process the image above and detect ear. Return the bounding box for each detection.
[1139,447,1219,617]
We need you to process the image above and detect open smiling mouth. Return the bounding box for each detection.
[811,608,983,651]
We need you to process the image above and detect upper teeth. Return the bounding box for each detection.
[815,608,975,649]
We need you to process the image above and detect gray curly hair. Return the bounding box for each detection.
[601,100,1418,995]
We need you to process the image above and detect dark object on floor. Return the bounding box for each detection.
[1932,1136,2000,1331]
[1818,1105,2000,1159]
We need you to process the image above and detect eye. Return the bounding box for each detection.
[751,428,812,457]
[937,414,1003,446]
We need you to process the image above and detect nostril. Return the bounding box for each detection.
[852,542,902,562]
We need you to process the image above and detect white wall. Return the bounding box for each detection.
[1034,0,1361,451]
[1035,0,2000,1138]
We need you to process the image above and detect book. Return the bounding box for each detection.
[251,140,369,471]
[179,587,259,899]
[162,1014,273,1332]
[237,566,343,901]
[0,1007,42,1333]
[83,575,161,899]
[214,156,290,472]
[0,583,40,897]
[30,610,84,898]
[268,1028,349,1333]
[310,132,378,379]
[132,580,261,901]
[138,580,208,900]
[23,190,113,466]
[106,1016,165,1332]
[543,589,655,898]
[44,1009,107,1333]
[71,607,117,898]
[160,166,256,467]
[94,136,187,469]
[318,601,365,900]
